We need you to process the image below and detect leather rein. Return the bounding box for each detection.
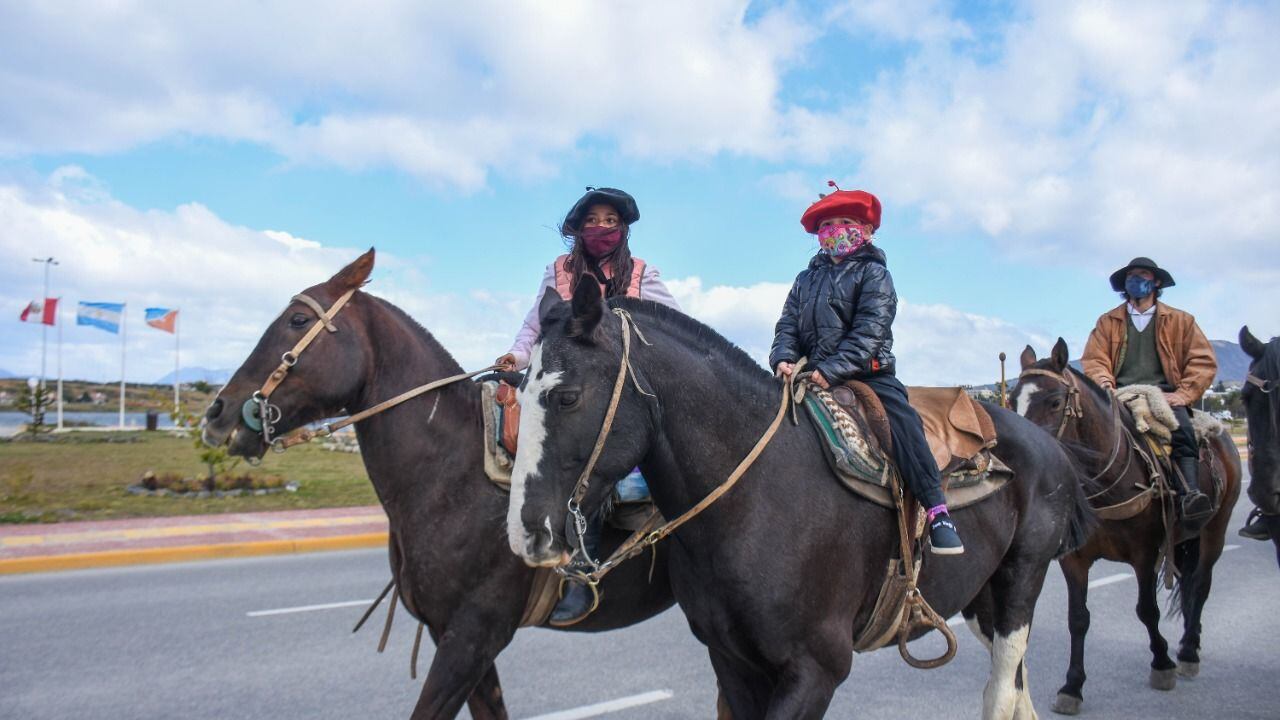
[239,288,497,455]
[560,308,799,586]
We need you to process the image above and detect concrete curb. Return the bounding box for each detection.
[0,531,389,576]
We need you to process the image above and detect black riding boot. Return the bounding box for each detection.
[549,510,603,627]
[1239,508,1275,540]
[1176,455,1213,534]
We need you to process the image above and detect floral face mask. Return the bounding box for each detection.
[817,222,871,258]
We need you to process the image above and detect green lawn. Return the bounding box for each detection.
[0,432,375,523]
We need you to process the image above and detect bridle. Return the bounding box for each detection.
[238,287,496,455]
[559,308,797,584]
[1016,366,1133,494]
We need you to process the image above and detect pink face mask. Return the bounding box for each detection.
[817,222,871,257]
[581,225,623,258]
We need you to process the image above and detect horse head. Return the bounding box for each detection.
[1241,325,1280,514]
[203,249,377,459]
[1012,338,1114,442]
[506,279,656,567]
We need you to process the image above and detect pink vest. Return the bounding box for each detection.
[552,254,646,300]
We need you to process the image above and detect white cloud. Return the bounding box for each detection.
[0,167,527,382]
[0,2,820,189]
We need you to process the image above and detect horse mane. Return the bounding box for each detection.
[1262,337,1280,384]
[365,293,466,376]
[610,297,774,384]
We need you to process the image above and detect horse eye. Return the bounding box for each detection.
[558,391,580,408]
[289,313,310,328]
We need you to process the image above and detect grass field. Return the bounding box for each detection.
[0,432,374,523]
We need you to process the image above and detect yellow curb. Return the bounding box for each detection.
[0,532,389,576]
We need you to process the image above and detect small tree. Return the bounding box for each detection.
[16,383,55,435]
[192,380,213,394]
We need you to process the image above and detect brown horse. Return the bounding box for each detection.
[1239,325,1280,567]
[202,250,677,719]
[1013,339,1242,716]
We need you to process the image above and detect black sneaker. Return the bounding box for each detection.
[929,515,965,556]
[1239,508,1274,541]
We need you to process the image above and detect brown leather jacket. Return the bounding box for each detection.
[1081,302,1217,406]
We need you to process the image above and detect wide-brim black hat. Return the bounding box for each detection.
[564,187,639,230]
[1109,256,1176,292]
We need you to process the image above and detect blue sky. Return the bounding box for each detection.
[2,1,1277,385]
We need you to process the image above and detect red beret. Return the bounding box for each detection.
[800,189,882,233]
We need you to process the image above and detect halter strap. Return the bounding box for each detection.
[1247,373,1273,393]
[258,288,357,399]
[1017,366,1129,491]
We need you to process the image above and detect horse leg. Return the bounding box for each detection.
[410,617,516,720]
[762,655,844,720]
[1051,554,1094,716]
[983,556,1047,720]
[963,584,995,653]
[1133,556,1177,691]
[708,649,771,720]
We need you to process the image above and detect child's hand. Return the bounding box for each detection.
[495,353,517,372]
[811,370,831,389]
[775,362,794,378]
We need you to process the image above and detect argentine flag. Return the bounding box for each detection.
[77,302,125,334]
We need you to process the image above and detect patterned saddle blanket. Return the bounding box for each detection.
[804,382,1012,510]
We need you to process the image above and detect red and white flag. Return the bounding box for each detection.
[19,298,58,325]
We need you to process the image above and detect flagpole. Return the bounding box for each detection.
[120,305,127,430]
[174,310,181,420]
[31,257,58,389]
[56,302,64,430]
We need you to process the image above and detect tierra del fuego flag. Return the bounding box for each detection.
[77,302,125,334]
[145,307,178,333]
[19,298,58,325]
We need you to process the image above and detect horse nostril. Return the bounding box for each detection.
[206,398,224,421]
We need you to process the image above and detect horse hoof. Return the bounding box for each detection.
[1150,668,1177,690]
[1051,693,1082,715]
[1178,661,1200,678]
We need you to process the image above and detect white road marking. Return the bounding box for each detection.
[1225,544,1240,551]
[1088,572,1132,589]
[521,690,674,720]
[247,599,373,617]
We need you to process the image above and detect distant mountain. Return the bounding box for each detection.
[156,367,233,385]
[0,368,14,379]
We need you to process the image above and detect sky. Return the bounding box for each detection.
[2,0,1278,386]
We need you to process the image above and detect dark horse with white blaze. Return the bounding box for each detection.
[1012,339,1241,716]
[1240,326,1280,568]
[508,280,1095,720]
[202,250,678,720]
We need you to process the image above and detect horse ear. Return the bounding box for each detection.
[567,279,604,340]
[1050,337,1070,372]
[330,248,376,290]
[1241,325,1266,360]
[1019,345,1037,370]
[537,286,562,325]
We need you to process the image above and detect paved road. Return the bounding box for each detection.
[2,501,1277,719]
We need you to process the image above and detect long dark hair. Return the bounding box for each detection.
[559,222,635,298]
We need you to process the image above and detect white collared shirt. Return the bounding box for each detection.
[1128,302,1156,332]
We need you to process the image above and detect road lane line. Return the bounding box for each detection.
[248,599,373,617]
[1088,572,1132,589]
[521,690,674,720]
[1225,544,1240,551]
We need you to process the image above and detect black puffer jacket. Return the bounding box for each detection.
[769,245,897,383]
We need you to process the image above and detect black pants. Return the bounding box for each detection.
[1169,405,1198,461]
[860,374,948,510]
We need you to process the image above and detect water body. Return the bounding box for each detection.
[0,411,178,437]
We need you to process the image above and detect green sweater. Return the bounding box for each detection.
[1115,312,1168,388]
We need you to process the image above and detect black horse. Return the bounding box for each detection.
[1240,326,1280,567]
[1013,340,1241,715]
[203,250,677,720]
[508,281,1094,719]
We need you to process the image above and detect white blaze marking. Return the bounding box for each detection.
[507,343,563,557]
[1014,383,1042,418]
[983,625,1031,720]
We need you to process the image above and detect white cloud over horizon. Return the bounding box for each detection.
[2,168,1065,386]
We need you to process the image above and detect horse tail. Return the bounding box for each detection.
[1161,538,1201,619]
[1056,445,1099,558]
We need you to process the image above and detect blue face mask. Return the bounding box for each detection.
[1125,275,1154,300]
